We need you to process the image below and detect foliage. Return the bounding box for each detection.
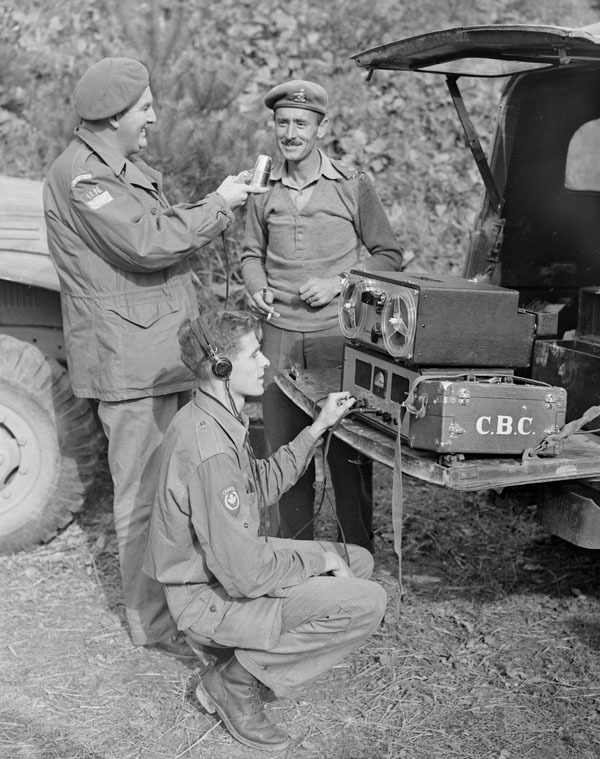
[0,0,598,292]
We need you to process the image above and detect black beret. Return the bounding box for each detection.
[73,57,150,120]
[264,80,328,116]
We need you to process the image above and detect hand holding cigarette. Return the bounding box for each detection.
[252,288,280,320]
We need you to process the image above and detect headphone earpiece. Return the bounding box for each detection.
[211,354,233,380]
[190,316,232,380]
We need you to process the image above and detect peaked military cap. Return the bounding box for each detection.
[264,80,328,116]
[73,57,150,120]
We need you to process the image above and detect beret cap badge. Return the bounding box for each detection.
[292,88,307,103]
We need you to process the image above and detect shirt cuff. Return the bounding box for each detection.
[296,549,328,577]
[206,191,235,222]
[294,425,323,451]
[242,267,268,298]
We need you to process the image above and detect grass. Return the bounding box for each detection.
[1,455,600,758]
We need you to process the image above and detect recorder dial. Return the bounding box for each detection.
[381,288,418,358]
[338,275,368,338]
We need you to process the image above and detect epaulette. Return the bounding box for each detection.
[331,158,366,181]
[194,419,226,463]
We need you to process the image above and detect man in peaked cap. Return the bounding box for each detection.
[43,57,266,657]
[242,80,404,552]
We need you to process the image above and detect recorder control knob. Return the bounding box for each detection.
[370,323,382,343]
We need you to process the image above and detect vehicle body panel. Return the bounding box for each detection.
[0,175,59,291]
[352,24,600,76]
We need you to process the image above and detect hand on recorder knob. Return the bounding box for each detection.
[308,392,355,440]
[216,172,268,209]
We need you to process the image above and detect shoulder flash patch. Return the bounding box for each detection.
[71,173,93,188]
[82,183,113,210]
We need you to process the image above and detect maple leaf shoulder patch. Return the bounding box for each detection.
[221,485,240,515]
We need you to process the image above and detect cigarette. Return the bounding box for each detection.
[267,312,272,321]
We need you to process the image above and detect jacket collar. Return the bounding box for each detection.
[193,389,249,449]
[74,124,162,192]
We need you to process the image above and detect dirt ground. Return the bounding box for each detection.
[1,455,600,759]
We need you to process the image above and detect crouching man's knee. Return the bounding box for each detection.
[368,582,387,626]
[350,579,387,634]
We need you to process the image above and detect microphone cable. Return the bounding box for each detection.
[290,400,381,565]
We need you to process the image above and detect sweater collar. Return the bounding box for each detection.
[271,149,342,186]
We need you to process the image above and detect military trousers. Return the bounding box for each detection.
[180,540,387,699]
[98,392,189,646]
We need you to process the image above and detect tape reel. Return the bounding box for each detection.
[381,287,418,359]
[338,274,369,338]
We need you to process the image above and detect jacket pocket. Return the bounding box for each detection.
[96,289,197,392]
[106,298,178,329]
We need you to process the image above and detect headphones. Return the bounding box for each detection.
[189,315,233,380]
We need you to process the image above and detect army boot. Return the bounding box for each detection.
[196,656,289,752]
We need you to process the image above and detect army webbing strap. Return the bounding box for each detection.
[523,403,600,460]
[545,404,600,441]
[392,406,404,605]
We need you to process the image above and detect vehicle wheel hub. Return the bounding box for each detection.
[0,401,41,508]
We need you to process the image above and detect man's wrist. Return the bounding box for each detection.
[307,421,326,441]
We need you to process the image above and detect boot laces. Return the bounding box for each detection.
[246,680,264,714]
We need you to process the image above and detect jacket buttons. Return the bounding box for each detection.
[210,605,217,612]
[243,522,249,529]
[151,207,158,214]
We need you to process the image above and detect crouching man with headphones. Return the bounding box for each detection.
[143,308,387,753]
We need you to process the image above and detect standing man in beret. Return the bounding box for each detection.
[242,79,403,551]
[43,57,265,656]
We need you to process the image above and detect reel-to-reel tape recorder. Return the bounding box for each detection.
[337,270,562,455]
[338,269,535,366]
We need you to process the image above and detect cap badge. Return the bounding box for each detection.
[292,88,307,103]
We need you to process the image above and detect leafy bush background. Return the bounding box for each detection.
[1,0,598,298]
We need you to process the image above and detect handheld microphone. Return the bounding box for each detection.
[249,155,272,188]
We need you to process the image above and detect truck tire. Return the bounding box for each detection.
[0,335,103,553]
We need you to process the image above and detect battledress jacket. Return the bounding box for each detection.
[43,126,234,401]
[143,391,330,650]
